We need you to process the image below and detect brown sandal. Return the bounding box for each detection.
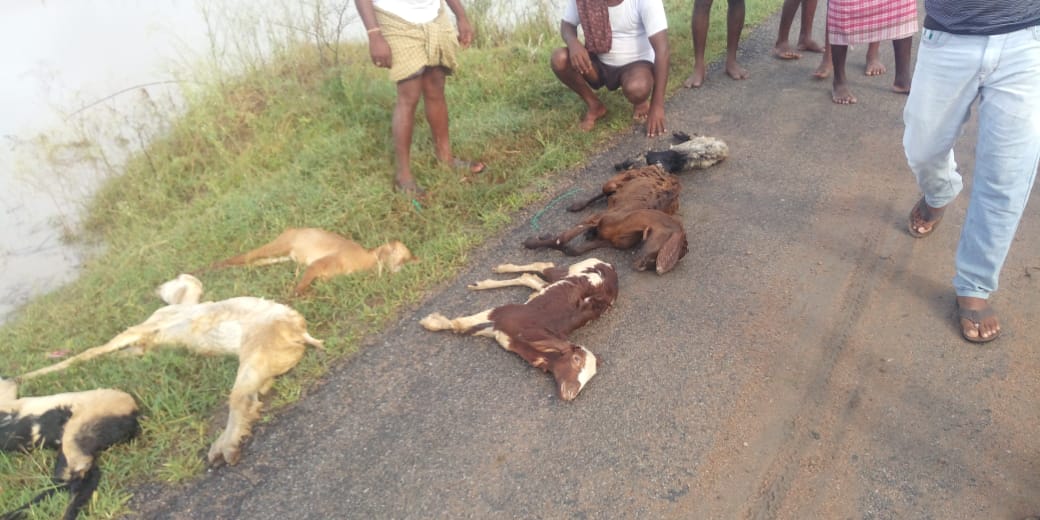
[908,197,944,238]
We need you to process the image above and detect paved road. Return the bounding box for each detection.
[130,7,1040,520]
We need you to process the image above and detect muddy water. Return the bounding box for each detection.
[0,0,219,322]
[0,0,561,323]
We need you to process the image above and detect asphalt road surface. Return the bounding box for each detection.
[129,6,1040,520]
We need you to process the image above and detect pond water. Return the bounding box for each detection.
[0,0,562,323]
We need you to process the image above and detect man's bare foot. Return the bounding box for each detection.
[831,82,857,104]
[772,42,801,60]
[579,103,608,131]
[813,60,832,80]
[632,101,649,122]
[683,64,707,88]
[956,296,1001,343]
[797,38,824,53]
[865,58,886,76]
[893,74,911,94]
[726,60,749,81]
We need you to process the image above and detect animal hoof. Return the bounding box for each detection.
[207,442,241,467]
[522,237,543,249]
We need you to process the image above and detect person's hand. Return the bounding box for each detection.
[645,105,666,138]
[368,32,392,68]
[457,18,474,48]
[567,42,594,77]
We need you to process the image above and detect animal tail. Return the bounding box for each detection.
[17,331,143,381]
[304,332,325,351]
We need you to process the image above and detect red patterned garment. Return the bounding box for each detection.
[827,0,919,45]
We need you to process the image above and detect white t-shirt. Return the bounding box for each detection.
[562,0,668,67]
[373,0,441,24]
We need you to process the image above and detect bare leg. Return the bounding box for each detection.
[813,28,832,79]
[830,44,857,104]
[864,41,886,76]
[724,0,749,80]
[796,0,822,52]
[772,0,804,59]
[684,0,712,88]
[619,62,653,121]
[891,36,913,93]
[393,75,424,192]
[423,66,452,164]
[550,47,607,131]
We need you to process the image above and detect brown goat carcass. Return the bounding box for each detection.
[420,258,618,401]
[524,165,689,274]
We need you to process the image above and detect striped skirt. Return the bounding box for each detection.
[827,0,919,45]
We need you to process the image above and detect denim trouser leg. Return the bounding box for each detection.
[904,26,1040,299]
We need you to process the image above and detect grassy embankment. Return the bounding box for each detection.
[0,0,782,517]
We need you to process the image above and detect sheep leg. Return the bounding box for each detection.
[61,463,101,520]
[566,191,608,212]
[491,262,555,274]
[208,363,268,467]
[211,230,297,268]
[294,256,342,295]
[420,310,496,338]
[560,238,614,256]
[468,273,548,292]
[18,327,150,381]
[522,224,591,251]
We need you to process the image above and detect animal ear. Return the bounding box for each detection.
[529,338,567,355]
[655,231,688,274]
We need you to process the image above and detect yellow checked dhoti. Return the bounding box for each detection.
[374,7,460,82]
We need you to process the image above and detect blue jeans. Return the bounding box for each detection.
[903,25,1040,299]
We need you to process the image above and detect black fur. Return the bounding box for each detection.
[0,408,73,451]
[1,406,139,520]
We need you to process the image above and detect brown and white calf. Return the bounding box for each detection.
[524,165,689,274]
[420,258,618,401]
[1,378,139,520]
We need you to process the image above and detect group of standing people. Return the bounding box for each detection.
[355,0,1040,345]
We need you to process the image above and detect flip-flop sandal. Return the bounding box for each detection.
[452,158,487,175]
[908,196,944,238]
[956,302,1001,344]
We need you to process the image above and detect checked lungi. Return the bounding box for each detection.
[827,0,919,45]
[374,6,460,82]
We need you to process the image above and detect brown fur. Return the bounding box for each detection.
[17,274,323,467]
[420,258,618,401]
[524,165,689,274]
[212,227,418,294]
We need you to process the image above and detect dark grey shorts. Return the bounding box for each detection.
[587,57,653,91]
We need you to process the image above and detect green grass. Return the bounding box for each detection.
[0,1,781,517]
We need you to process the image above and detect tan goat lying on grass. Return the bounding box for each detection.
[421,258,618,401]
[210,227,418,295]
[17,274,324,467]
[1,377,139,520]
